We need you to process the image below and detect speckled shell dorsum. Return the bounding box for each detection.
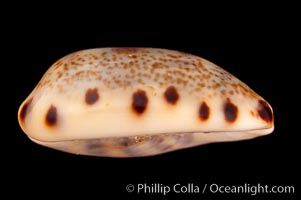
[18,48,274,157]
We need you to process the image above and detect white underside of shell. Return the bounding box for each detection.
[29,126,274,157]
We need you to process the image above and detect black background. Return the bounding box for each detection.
[11,3,298,200]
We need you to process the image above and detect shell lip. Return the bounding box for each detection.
[27,126,274,143]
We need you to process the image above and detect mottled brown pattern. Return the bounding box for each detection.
[33,48,262,104]
[111,48,141,54]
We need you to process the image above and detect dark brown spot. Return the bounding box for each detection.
[45,105,57,126]
[132,90,148,114]
[19,98,32,121]
[257,100,273,123]
[164,86,179,104]
[224,99,238,123]
[85,88,99,105]
[199,102,210,121]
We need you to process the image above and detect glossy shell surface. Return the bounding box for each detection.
[18,48,274,157]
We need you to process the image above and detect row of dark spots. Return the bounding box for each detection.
[19,97,58,127]
[20,103,58,127]
[20,89,272,130]
[222,99,273,123]
[83,85,180,114]
[82,86,271,124]
[130,86,238,123]
[42,89,98,127]
[199,99,237,123]
[198,99,237,123]
[83,86,180,114]
[43,101,270,129]
[131,87,238,124]
[199,98,273,124]
[41,98,272,128]
[132,86,180,114]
